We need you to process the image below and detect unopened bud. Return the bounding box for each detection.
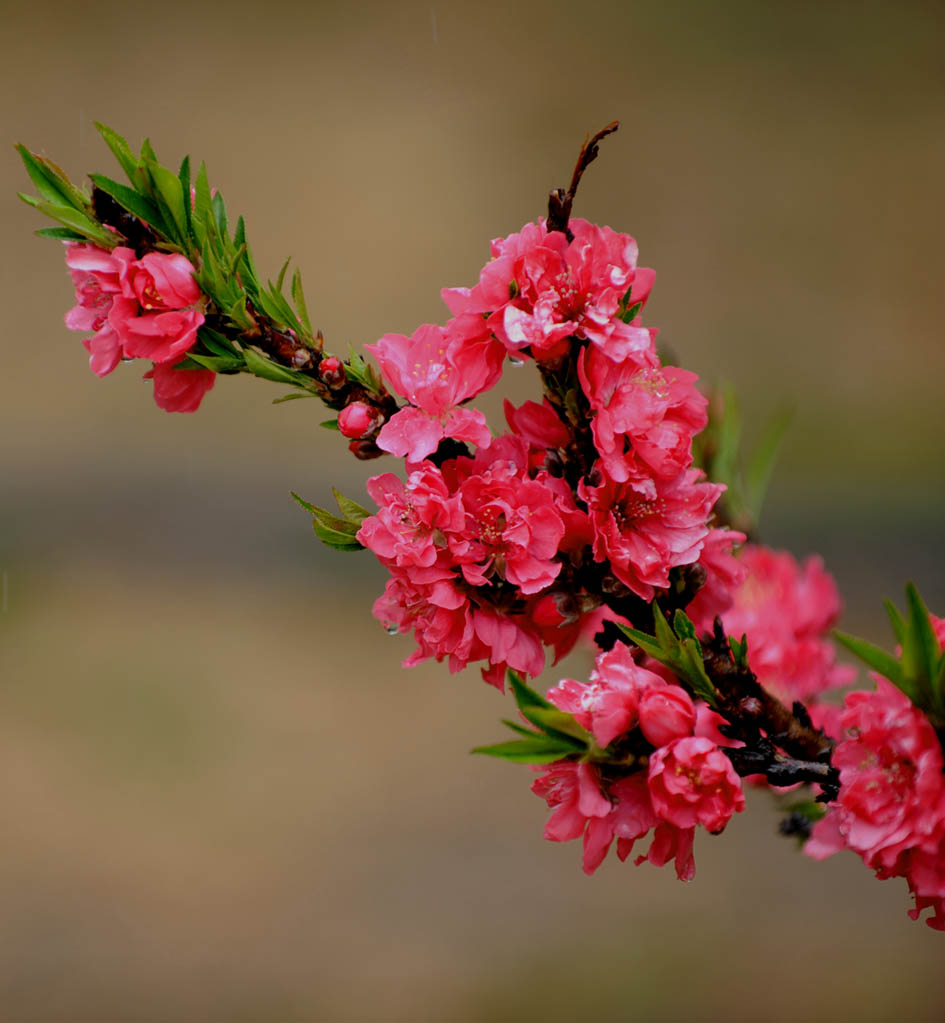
[319,356,345,388]
[531,592,575,629]
[338,401,379,439]
[638,685,696,748]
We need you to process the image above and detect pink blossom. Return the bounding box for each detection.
[125,251,201,310]
[546,644,666,747]
[578,346,707,485]
[503,398,571,450]
[109,298,204,364]
[144,361,216,413]
[720,545,852,704]
[64,243,134,376]
[582,469,723,601]
[648,736,745,833]
[369,317,504,461]
[806,680,945,877]
[442,218,655,361]
[358,466,463,570]
[448,458,565,595]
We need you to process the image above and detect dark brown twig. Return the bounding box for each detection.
[547,121,620,239]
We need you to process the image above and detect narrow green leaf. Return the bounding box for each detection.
[289,491,318,515]
[34,226,87,241]
[673,610,697,642]
[679,638,718,707]
[333,489,371,525]
[906,583,940,682]
[192,162,213,228]
[242,347,306,387]
[272,392,318,404]
[196,326,239,357]
[94,123,138,181]
[291,268,313,334]
[16,145,82,209]
[616,623,665,663]
[212,191,228,239]
[20,198,114,247]
[177,154,192,236]
[471,737,577,764]
[884,599,908,646]
[522,707,590,747]
[274,256,291,294]
[653,607,682,661]
[88,174,166,235]
[834,630,910,695]
[745,406,793,521]
[320,419,340,430]
[185,352,243,373]
[508,671,554,711]
[149,163,188,238]
[501,719,543,739]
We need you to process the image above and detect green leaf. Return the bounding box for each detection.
[212,191,228,239]
[94,123,138,181]
[616,623,665,663]
[673,609,697,641]
[500,719,543,739]
[272,392,318,404]
[508,671,554,711]
[242,348,306,388]
[521,707,589,747]
[884,599,907,646]
[148,163,188,239]
[88,174,167,235]
[471,737,578,764]
[745,406,793,521]
[834,631,911,697]
[19,196,114,247]
[678,637,718,707]
[320,418,340,431]
[333,489,371,525]
[185,352,244,373]
[16,145,85,209]
[34,226,87,241]
[291,268,313,334]
[192,162,213,229]
[289,491,318,515]
[196,326,239,357]
[177,154,192,237]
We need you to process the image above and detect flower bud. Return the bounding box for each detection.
[338,401,379,439]
[638,685,696,748]
[319,356,345,388]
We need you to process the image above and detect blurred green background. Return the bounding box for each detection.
[2,1,944,1019]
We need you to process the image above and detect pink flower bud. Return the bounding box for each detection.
[531,593,571,628]
[638,685,696,748]
[319,356,345,387]
[338,402,379,439]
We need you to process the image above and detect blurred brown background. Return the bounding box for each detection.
[2,1,944,1019]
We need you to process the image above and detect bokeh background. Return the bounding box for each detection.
[2,1,944,1019]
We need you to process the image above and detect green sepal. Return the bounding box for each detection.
[471,737,580,764]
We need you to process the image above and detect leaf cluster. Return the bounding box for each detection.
[290,488,370,553]
[618,607,721,709]
[835,584,945,726]
[18,125,319,395]
[472,672,591,764]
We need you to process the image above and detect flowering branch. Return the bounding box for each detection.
[17,123,945,931]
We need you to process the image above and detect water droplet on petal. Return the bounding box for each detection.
[508,356,525,368]
[384,623,399,635]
